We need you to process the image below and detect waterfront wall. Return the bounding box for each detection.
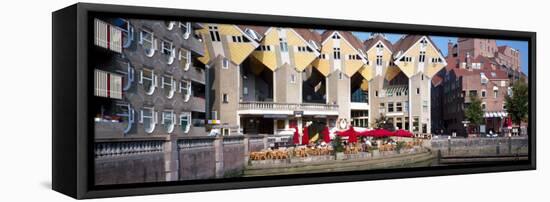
[430,136,529,156]
[95,135,267,185]
[94,141,166,185]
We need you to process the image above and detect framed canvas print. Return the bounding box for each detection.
[52,3,536,199]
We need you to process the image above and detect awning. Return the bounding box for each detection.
[484,111,508,118]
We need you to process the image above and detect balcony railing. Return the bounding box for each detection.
[239,101,338,111]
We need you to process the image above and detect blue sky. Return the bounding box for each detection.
[351,32,529,74]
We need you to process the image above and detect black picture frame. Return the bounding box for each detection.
[52,3,536,199]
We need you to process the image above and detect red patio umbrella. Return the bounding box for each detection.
[370,128,394,138]
[394,129,414,138]
[357,129,372,137]
[337,126,358,143]
[292,127,300,144]
[302,127,309,145]
[322,126,331,143]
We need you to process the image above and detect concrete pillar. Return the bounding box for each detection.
[214,137,224,178]
[164,137,178,181]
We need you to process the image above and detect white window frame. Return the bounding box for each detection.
[116,103,135,134]
[161,75,176,99]
[140,107,157,134]
[161,39,176,65]
[139,29,156,57]
[179,48,192,71]
[115,63,135,91]
[279,38,288,52]
[376,55,383,66]
[180,112,192,133]
[165,21,176,30]
[115,18,134,48]
[179,79,191,102]
[139,68,157,95]
[179,22,192,39]
[162,110,176,133]
[222,58,229,69]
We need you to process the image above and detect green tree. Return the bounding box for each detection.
[505,82,528,127]
[465,95,484,134]
[371,113,393,130]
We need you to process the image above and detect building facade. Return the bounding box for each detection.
[92,18,209,183]
[441,39,520,136]
[195,26,448,141]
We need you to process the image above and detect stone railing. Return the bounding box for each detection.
[94,140,164,158]
[239,101,338,111]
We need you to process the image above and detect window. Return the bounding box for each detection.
[494,89,499,98]
[376,55,383,66]
[165,21,176,30]
[338,72,343,80]
[179,22,192,39]
[481,103,486,110]
[481,90,486,98]
[223,93,229,103]
[139,68,157,95]
[375,90,378,97]
[211,111,218,120]
[333,48,341,60]
[388,103,394,112]
[161,40,175,64]
[179,48,191,71]
[243,86,248,95]
[396,102,402,112]
[231,35,249,43]
[279,38,288,52]
[222,58,229,69]
[139,29,156,57]
[332,33,341,39]
[419,51,426,63]
[113,18,133,49]
[420,38,428,48]
[379,103,385,113]
[162,110,175,133]
[413,117,419,132]
[94,69,123,99]
[416,88,420,94]
[319,53,326,59]
[376,43,384,52]
[180,112,191,133]
[208,26,221,42]
[257,45,271,51]
[115,103,135,134]
[140,107,157,133]
[400,56,412,62]
[404,101,409,112]
[94,19,123,53]
[162,75,176,99]
[290,74,296,83]
[179,79,191,102]
[469,90,477,97]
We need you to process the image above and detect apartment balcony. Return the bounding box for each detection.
[238,101,339,116]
